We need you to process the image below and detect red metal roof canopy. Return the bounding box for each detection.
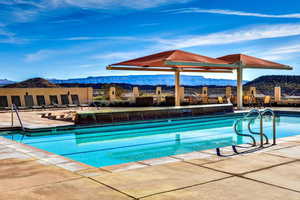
[111,50,234,70]
[218,54,292,70]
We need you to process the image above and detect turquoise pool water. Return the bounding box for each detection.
[4,113,300,167]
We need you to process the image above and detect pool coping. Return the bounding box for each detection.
[4,111,244,134]
[1,110,300,174]
[4,109,300,133]
[1,133,300,174]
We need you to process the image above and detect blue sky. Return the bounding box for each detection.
[1,0,300,81]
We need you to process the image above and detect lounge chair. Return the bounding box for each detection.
[68,104,78,108]
[217,96,224,104]
[263,96,271,107]
[229,96,237,106]
[48,115,57,120]
[64,113,75,122]
[243,96,251,106]
[201,96,209,104]
[32,105,43,110]
[249,95,257,107]
[0,107,10,111]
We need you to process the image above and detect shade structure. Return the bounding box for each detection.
[218,54,292,108]
[107,50,292,108]
[217,54,292,70]
[107,50,235,106]
[110,50,235,71]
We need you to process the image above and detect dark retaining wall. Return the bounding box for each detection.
[75,104,234,125]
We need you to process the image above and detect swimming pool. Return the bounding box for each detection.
[3,112,300,167]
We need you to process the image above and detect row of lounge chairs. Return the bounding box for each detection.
[185,96,227,104]
[242,95,272,107]
[241,95,300,107]
[186,95,274,107]
[113,95,273,106]
[0,104,90,111]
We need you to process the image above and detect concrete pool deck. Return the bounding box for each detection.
[0,135,300,199]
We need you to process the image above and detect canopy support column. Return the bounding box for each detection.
[237,65,243,109]
[175,70,181,106]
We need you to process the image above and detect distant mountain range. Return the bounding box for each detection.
[3,75,300,96]
[3,78,59,88]
[50,75,246,86]
[244,75,300,95]
[0,79,15,86]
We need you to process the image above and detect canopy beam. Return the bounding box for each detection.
[165,61,238,68]
[242,65,292,70]
[107,66,233,73]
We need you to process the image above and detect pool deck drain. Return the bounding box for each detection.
[0,135,300,199]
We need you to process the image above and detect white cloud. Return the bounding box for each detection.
[269,44,300,55]
[78,63,100,68]
[91,46,165,61]
[0,28,13,38]
[1,0,192,23]
[253,43,300,61]
[48,0,192,9]
[138,23,160,27]
[0,0,45,8]
[0,27,23,44]
[23,22,300,65]
[64,37,106,41]
[62,36,137,41]
[25,50,55,62]
[258,54,286,61]
[25,47,86,62]
[2,0,192,10]
[92,51,144,60]
[157,24,300,49]
[12,9,40,22]
[168,8,300,18]
[0,0,43,22]
[24,42,117,62]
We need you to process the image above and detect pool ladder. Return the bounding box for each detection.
[11,104,25,132]
[216,108,277,156]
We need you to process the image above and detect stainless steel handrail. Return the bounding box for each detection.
[233,118,256,146]
[244,109,262,143]
[260,108,276,145]
[244,108,261,118]
[11,104,25,131]
[247,117,269,145]
[242,108,273,147]
[233,109,262,146]
[236,108,276,148]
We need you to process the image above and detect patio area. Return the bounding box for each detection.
[0,134,299,199]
